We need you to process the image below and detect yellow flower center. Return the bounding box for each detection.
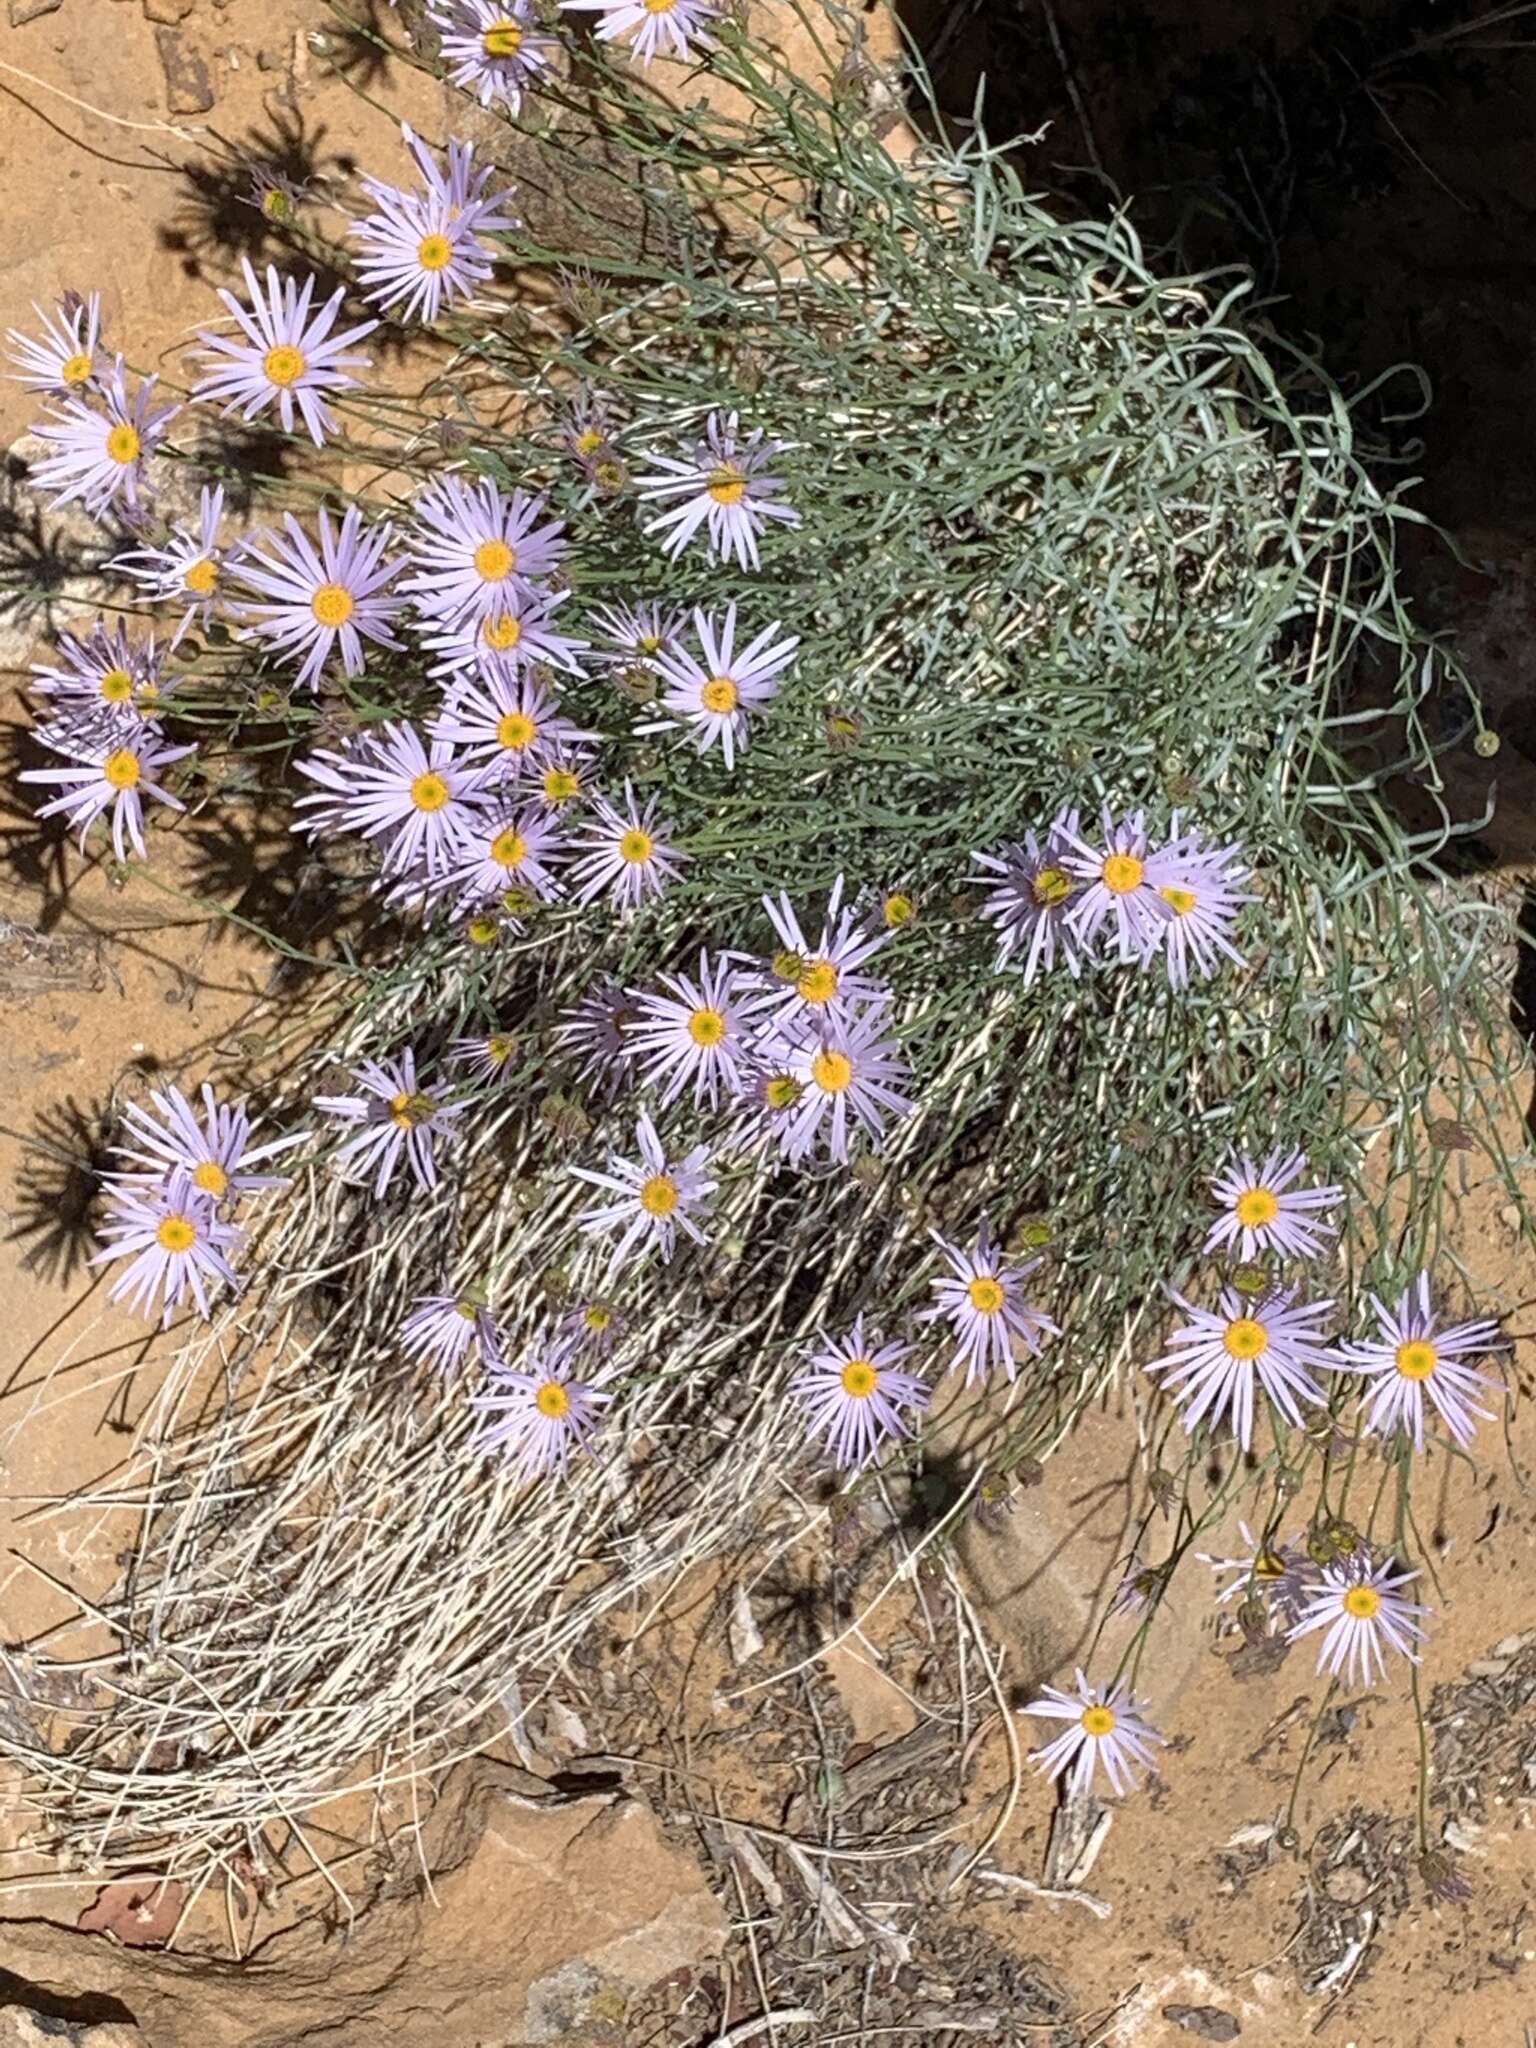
[106,423,141,465]
[496,708,537,750]
[535,1380,570,1419]
[466,914,500,946]
[389,1090,437,1129]
[411,772,450,813]
[483,613,524,653]
[883,892,915,928]
[639,1172,678,1218]
[99,667,134,704]
[416,233,453,272]
[183,556,219,595]
[191,1160,228,1198]
[1223,1316,1267,1360]
[542,766,580,802]
[594,459,625,491]
[840,1359,878,1399]
[1160,884,1197,917]
[155,1214,198,1253]
[764,1075,802,1112]
[1254,1549,1288,1581]
[1102,853,1144,894]
[262,188,292,223]
[61,350,93,385]
[583,1303,613,1331]
[688,1006,725,1046]
[706,463,746,504]
[1395,1339,1439,1382]
[474,538,515,582]
[454,1298,480,1321]
[574,427,604,456]
[1080,1704,1117,1738]
[1342,1585,1381,1620]
[483,18,523,54]
[103,748,141,791]
[811,1048,853,1094]
[486,1034,516,1065]
[310,583,355,628]
[1235,1188,1279,1229]
[1032,865,1072,908]
[638,633,663,655]
[491,827,527,869]
[967,1276,1005,1315]
[700,675,739,713]
[263,343,306,387]
[618,827,654,864]
[797,958,839,1005]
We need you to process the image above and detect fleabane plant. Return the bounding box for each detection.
[1,0,1526,1890]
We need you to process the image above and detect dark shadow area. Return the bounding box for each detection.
[0,1965,137,2029]
[156,106,358,283]
[4,1093,115,1288]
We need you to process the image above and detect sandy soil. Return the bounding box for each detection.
[0,5,1532,2046]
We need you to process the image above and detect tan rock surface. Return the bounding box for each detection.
[0,1760,727,2047]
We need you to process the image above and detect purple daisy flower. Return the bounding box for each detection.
[21,724,192,861]
[1061,806,1177,966]
[192,259,377,446]
[571,1110,716,1273]
[29,618,163,723]
[642,603,799,768]
[468,1335,614,1481]
[1205,1146,1343,1263]
[1155,825,1252,987]
[1196,1521,1315,1624]
[92,1172,242,1326]
[313,1050,465,1198]
[791,1315,931,1470]
[625,950,749,1108]
[752,874,892,1040]
[400,1289,502,1373]
[430,668,595,781]
[532,752,592,811]
[423,587,591,690]
[6,291,104,395]
[1145,1285,1335,1451]
[587,600,687,683]
[351,123,519,325]
[1287,1554,1428,1685]
[294,721,487,877]
[433,802,567,912]
[30,356,177,518]
[1336,1271,1504,1451]
[754,1002,914,1166]
[428,0,559,110]
[569,782,686,912]
[556,979,642,1098]
[401,475,568,631]
[636,409,799,568]
[449,1030,520,1083]
[921,1218,1059,1385]
[971,807,1086,984]
[1022,1669,1164,1798]
[233,505,405,691]
[112,1081,298,1203]
[561,0,720,66]
[115,484,231,644]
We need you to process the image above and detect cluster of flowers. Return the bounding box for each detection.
[1022,1525,1428,1798]
[973,804,1251,991]
[1149,1145,1505,1457]
[91,1084,298,1325]
[400,1208,1057,1480]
